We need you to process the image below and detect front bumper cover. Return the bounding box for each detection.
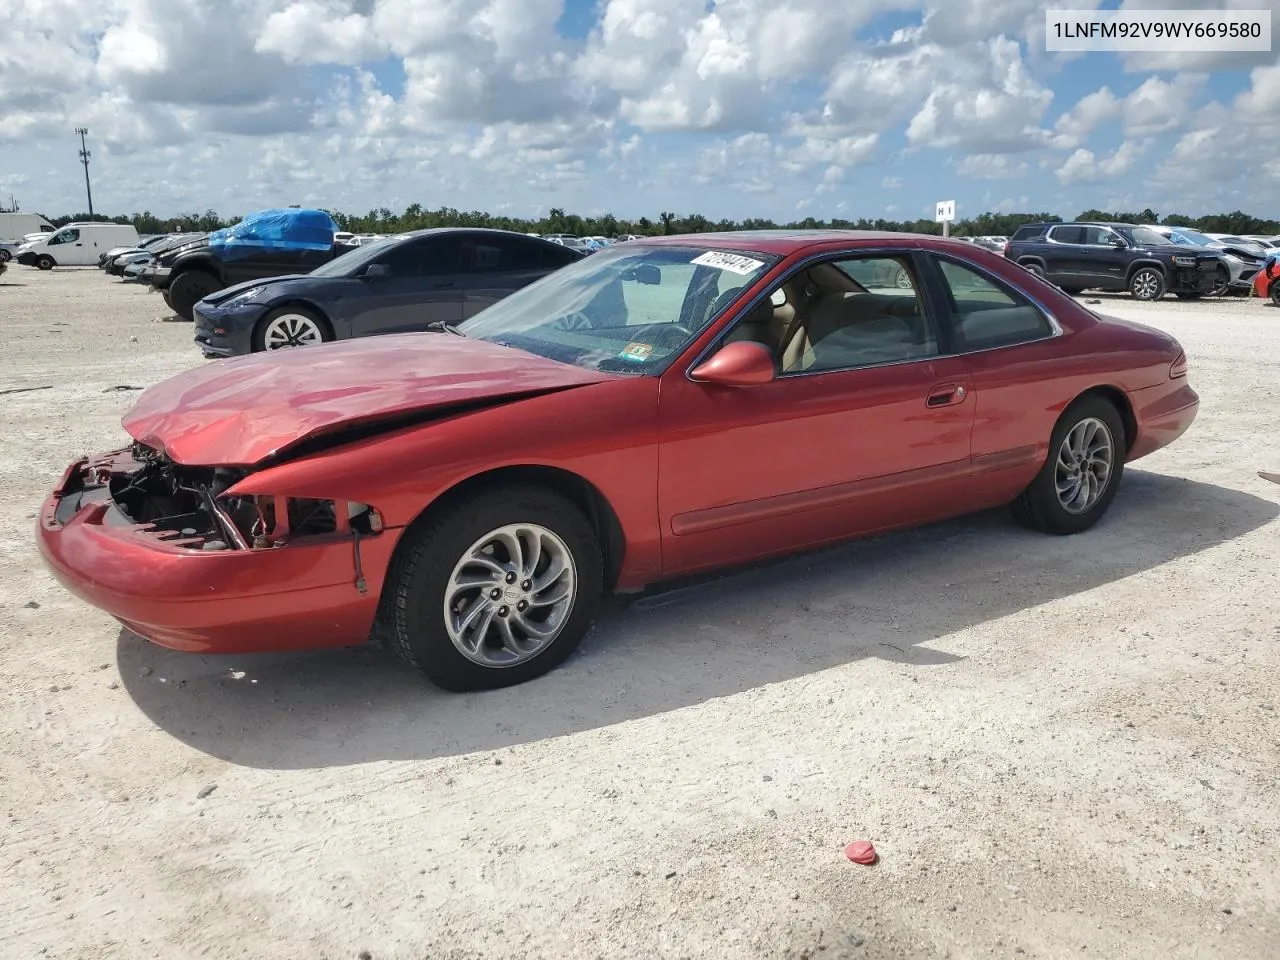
[36,451,395,654]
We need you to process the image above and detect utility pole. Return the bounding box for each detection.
[75,127,94,217]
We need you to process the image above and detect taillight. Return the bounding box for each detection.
[1169,351,1188,378]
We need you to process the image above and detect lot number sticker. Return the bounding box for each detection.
[691,251,765,275]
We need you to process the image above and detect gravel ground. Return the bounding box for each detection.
[2,268,1278,960]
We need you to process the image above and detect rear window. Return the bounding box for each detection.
[1048,225,1086,245]
[1011,225,1047,242]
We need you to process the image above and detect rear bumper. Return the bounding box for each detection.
[36,454,396,654]
[1128,381,1199,461]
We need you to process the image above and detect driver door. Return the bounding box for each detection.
[656,251,978,577]
[346,235,466,337]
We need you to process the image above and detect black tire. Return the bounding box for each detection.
[1128,266,1165,301]
[167,270,224,322]
[1059,286,1084,295]
[1012,395,1126,535]
[1021,261,1046,279]
[35,255,55,271]
[1270,282,1280,307]
[1210,265,1231,297]
[0,248,11,263]
[386,485,604,691]
[161,288,174,311]
[251,305,334,352]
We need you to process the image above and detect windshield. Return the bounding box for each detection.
[458,244,777,374]
[1167,228,1216,246]
[1126,226,1170,246]
[308,236,394,277]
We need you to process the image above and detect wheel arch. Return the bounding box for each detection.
[392,464,627,592]
[1124,258,1168,281]
[1016,256,1047,270]
[1065,385,1137,455]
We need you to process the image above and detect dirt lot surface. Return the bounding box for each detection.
[2,268,1278,959]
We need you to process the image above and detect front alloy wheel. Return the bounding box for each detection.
[445,524,578,668]
[1128,267,1165,301]
[253,306,333,351]
[385,485,603,691]
[262,312,326,349]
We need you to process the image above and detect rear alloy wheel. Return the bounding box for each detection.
[1013,396,1126,535]
[0,248,11,263]
[167,270,224,322]
[1021,261,1046,279]
[894,267,912,289]
[253,306,333,351]
[386,485,603,691]
[35,255,55,271]
[1128,267,1165,301]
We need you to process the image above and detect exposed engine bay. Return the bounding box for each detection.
[55,442,382,553]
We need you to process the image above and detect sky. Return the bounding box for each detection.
[3,0,1279,223]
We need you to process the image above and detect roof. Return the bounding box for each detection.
[628,229,967,256]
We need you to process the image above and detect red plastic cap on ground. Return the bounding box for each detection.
[845,840,877,865]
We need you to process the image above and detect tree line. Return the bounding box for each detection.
[41,204,1280,239]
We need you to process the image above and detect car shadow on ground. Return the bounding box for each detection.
[117,469,1279,769]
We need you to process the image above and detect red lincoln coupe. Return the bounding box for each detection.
[37,231,1199,691]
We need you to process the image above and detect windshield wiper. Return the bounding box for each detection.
[424,320,465,336]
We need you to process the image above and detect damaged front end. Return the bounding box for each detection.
[56,443,383,565]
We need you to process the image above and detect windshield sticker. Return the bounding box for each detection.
[691,251,765,275]
[618,342,653,362]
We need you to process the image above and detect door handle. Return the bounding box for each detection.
[926,383,968,407]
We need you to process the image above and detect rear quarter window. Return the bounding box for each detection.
[1010,225,1047,242]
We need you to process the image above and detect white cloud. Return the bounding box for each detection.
[1,0,1276,220]
[1122,74,1205,136]
[1051,87,1120,149]
[956,154,1029,179]
[1056,140,1147,183]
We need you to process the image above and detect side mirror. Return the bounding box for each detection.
[1111,238,1126,248]
[363,263,391,279]
[689,341,776,387]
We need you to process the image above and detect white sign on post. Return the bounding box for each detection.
[935,200,955,238]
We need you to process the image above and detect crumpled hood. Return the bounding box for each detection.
[123,334,613,466]
[201,274,312,305]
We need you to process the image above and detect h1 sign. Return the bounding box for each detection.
[935,200,956,223]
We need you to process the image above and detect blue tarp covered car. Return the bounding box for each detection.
[208,208,338,261]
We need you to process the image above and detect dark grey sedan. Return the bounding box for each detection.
[192,228,583,357]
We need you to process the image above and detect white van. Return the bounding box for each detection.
[17,222,140,269]
[0,213,55,242]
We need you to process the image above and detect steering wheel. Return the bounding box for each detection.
[634,321,693,345]
[550,311,594,332]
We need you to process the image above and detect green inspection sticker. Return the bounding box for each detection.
[618,342,653,362]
